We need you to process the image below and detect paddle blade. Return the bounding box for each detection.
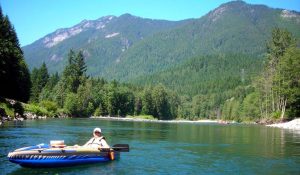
[112,144,129,152]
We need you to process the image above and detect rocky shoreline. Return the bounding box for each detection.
[0,112,69,126]
[267,118,300,130]
[0,112,46,126]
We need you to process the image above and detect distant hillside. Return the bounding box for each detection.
[23,14,189,75]
[104,1,300,81]
[131,54,263,96]
[23,1,300,82]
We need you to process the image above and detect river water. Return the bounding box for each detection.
[0,118,299,175]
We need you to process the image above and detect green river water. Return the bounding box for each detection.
[0,118,299,174]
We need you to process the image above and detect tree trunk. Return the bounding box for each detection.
[280,99,287,120]
[271,89,275,112]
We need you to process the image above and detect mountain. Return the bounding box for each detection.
[23,1,300,82]
[23,14,190,75]
[103,1,300,81]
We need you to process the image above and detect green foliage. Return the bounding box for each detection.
[152,84,171,120]
[177,96,193,119]
[133,54,262,97]
[24,103,49,116]
[0,99,24,117]
[134,95,142,116]
[126,115,156,120]
[61,49,87,93]
[75,80,94,117]
[39,73,59,101]
[30,62,49,102]
[0,6,31,102]
[93,107,101,116]
[102,83,135,117]
[241,92,260,120]
[63,93,78,115]
[275,47,300,118]
[39,100,58,115]
[141,87,154,115]
[140,84,178,119]
[266,28,296,61]
[222,98,241,121]
[0,102,14,117]
[256,28,299,120]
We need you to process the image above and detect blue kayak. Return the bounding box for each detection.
[7,143,127,168]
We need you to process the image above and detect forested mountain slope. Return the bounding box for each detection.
[105,1,300,81]
[23,14,189,76]
[131,54,262,96]
[23,1,300,82]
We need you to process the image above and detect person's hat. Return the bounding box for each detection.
[93,128,101,133]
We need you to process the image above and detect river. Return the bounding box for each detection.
[0,118,300,174]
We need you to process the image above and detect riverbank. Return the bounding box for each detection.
[267,118,300,130]
[90,116,221,124]
[0,98,67,126]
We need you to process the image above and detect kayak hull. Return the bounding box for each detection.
[9,155,111,168]
[8,144,120,168]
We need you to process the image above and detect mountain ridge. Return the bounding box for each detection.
[23,13,190,75]
[22,1,300,81]
[101,1,300,81]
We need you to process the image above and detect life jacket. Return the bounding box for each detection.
[88,136,106,147]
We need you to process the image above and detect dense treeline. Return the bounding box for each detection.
[0,7,31,102]
[255,28,300,120]
[30,50,179,119]
[131,53,262,120]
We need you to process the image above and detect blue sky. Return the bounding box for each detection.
[1,0,300,46]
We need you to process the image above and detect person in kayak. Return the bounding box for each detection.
[83,128,110,149]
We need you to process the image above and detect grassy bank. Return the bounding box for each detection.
[0,101,15,117]
[0,98,67,121]
[126,115,157,120]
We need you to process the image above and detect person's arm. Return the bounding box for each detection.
[83,138,94,147]
[100,139,110,148]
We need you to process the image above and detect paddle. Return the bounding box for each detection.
[112,144,129,152]
[100,144,129,152]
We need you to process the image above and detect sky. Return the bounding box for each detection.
[1,0,300,46]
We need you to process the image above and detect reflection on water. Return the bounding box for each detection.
[1,118,300,174]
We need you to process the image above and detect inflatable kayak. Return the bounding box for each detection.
[7,141,129,168]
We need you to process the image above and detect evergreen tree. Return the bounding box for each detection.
[30,68,40,102]
[274,47,300,119]
[134,95,143,115]
[241,92,260,120]
[39,72,59,101]
[39,63,49,87]
[142,87,154,115]
[30,63,49,102]
[52,49,88,107]
[152,84,171,120]
[0,7,31,102]
[74,50,87,77]
[257,28,296,119]
[105,83,118,116]
[61,49,87,93]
